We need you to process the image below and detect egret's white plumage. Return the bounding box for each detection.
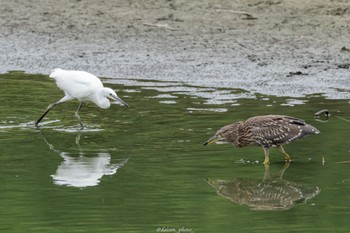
[36,68,128,129]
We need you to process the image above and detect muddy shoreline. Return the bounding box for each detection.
[1,0,350,98]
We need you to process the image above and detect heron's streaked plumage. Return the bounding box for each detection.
[204,115,320,164]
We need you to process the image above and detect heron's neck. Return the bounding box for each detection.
[228,123,243,147]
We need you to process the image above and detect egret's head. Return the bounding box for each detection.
[103,88,129,107]
[203,123,240,145]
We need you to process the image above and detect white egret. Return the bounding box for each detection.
[35,68,128,129]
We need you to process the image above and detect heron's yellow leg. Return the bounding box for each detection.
[276,161,290,179]
[277,145,291,162]
[263,163,270,180]
[262,147,270,165]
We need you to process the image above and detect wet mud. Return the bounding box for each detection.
[1,0,350,98]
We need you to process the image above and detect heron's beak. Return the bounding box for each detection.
[205,178,219,189]
[203,134,219,146]
[111,95,129,107]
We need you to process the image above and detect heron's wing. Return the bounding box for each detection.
[247,115,318,145]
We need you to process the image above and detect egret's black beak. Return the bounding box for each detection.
[203,134,219,146]
[112,95,129,107]
[120,99,129,107]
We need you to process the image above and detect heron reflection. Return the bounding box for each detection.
[207,163,320,210]
[42,132,128,188]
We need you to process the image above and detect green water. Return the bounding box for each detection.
[1,71,350,232]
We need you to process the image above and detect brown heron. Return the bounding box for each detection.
[204,115,320,164]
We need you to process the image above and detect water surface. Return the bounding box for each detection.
[1,72,350,232]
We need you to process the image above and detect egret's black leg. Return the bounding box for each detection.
[75,101,84,130]
[35,96,72,127]
[36,101,61,127]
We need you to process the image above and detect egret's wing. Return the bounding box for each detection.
[50,69,103,99]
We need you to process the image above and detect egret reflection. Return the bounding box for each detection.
[52,152,128,187]
[41,132,128,188]
[207,163,320,211]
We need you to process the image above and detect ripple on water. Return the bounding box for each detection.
[150,94,178,99]
[280,99,308,107]
[159,100,177,104]
[53,127,105,133]
[187,107,228,113]
[106,78,257,105]
[0,120,59,130]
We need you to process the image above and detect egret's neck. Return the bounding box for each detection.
[93,90,110,109]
